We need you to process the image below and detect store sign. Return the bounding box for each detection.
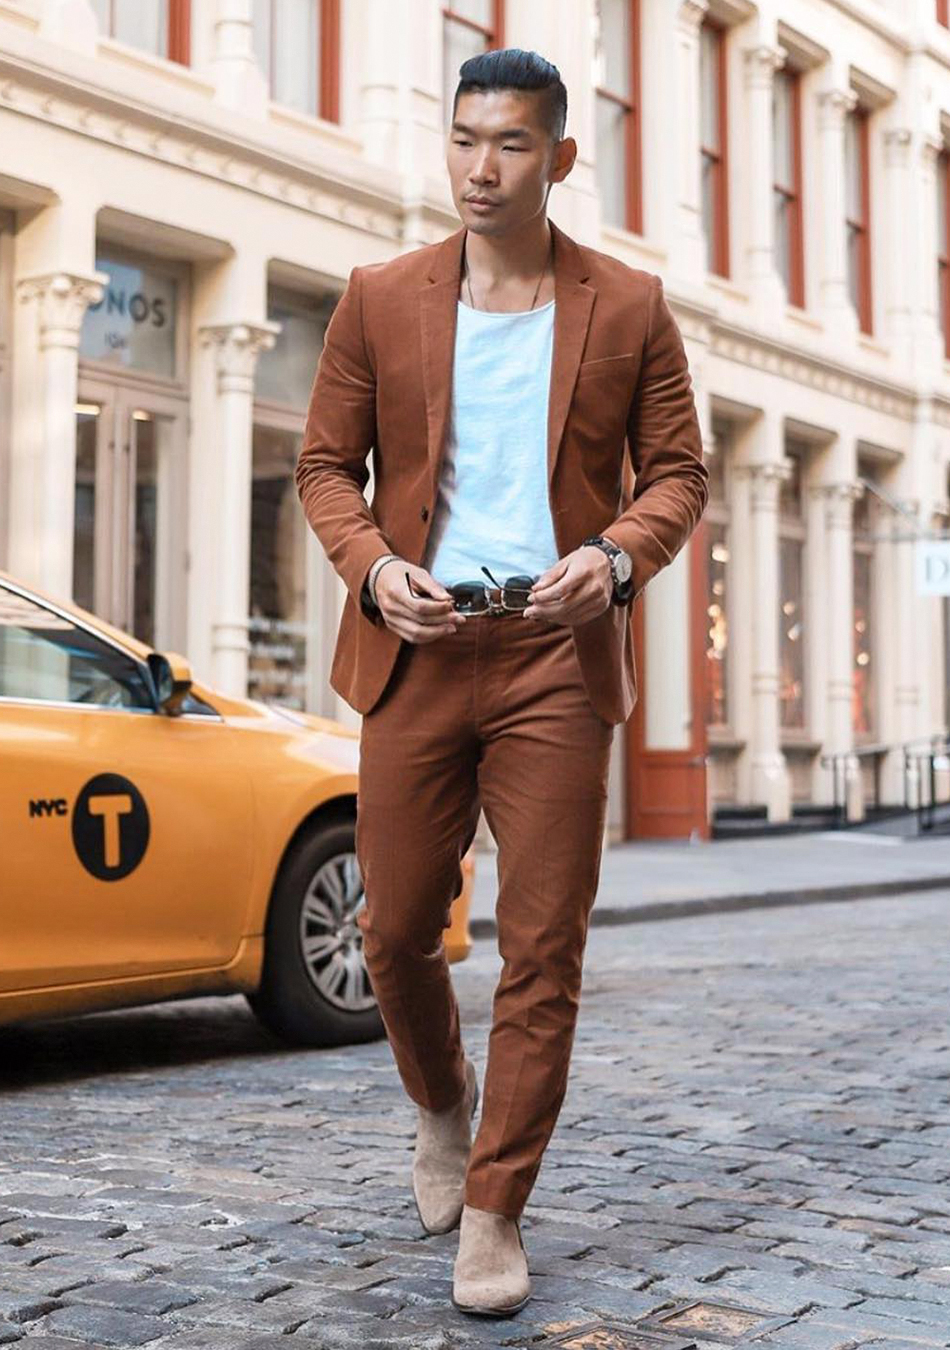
[80,258,177,376]
[916,540,950,595]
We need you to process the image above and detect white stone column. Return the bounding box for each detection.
[671,0,709,280]
[814,481,864,817]
[883,127,914,365]
[743,43,788,319]
[734,459,792,821]
[11,270,106,599]
[199,321,279,696]
[38,0,98,54]
[916,134,945,379]
[209,0,268,116]
[816,85,859,339]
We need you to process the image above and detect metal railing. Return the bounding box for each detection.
[819,743,889,825]
[903,734,950,833]
[819,734,950,831]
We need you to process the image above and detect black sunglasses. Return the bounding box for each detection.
[406,565,538,614]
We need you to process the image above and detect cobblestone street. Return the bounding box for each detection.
[1,891,949,1350]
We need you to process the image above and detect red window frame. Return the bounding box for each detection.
[939,0,949,27]
[594,0,643,235]
[773,64,804,308]
[938,150,950,359]
[846,105,873,336]
[257,0,340,122]
[442,2,505,56]
[98,0,191,64]
[700,17,730,279]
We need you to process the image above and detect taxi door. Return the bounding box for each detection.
[1,583,254,993]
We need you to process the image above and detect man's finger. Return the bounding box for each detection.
[531,560,569,591]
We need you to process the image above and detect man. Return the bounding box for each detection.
[295,47,707,1318]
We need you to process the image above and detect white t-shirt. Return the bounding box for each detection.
[423,297,561,588]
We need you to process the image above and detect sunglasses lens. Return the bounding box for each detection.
[451,583,487,613]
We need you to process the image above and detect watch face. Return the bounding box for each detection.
[615,552,633,583]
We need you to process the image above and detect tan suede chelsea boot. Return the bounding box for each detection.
[412,1056,479,1234]
[452,1203,531,1316]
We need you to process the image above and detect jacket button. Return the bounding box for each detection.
[420,504,430,521]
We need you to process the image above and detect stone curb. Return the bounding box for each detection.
[467,872,950,939]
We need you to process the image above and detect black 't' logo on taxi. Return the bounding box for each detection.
[72,774,150,881]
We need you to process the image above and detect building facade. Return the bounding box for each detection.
[1,0,948,842]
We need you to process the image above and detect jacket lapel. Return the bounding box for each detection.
[419,218,595,497]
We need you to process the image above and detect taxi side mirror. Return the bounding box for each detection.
[147,651,194,717]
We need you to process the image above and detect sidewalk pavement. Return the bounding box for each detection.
[468,829,950,936]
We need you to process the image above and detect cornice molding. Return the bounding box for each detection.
[0,51,407,242]
[710,325,917,423]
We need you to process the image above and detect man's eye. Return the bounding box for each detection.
[502,146,523,151]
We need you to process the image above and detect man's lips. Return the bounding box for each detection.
[466,197,499,207]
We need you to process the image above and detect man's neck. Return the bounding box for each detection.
[463,217,552,289]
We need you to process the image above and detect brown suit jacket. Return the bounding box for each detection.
[295,218,708,726]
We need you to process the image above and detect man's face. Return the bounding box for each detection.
[446,89,574,234]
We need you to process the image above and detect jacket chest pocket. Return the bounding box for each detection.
[570,353,638,444]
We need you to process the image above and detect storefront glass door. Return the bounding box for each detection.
[73,383,186,651]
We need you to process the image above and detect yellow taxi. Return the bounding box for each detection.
[1,570,473,1046]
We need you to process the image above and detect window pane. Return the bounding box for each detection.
[705,521,729,727]
[257,301,326,407]
[779,536,805,729]
[131,414,158,649]
[939,260,948,346]
[844,111,862,221]
[779,450,802,518]
[112,0,168,56]
[595,0,631,97]
[852,550,874,736]
[774,190,790,294]
[249,426,308,708]
[73,408,98,615]
[445,16,490,126]
[702,152,717,272]
[772,70,793,191]
[0,588,153,709]
[596,93,628,229]
[938,154,948,257]
[271,0,319,116]
[846,222,861,314]
[700,25,719,151]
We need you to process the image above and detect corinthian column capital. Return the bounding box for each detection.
[743,44,786,89]
[677,0,709,33]
[817,86,858,131]
[17,270,108,350]
[200,320,281,392]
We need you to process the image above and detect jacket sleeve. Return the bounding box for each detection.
[602,274,709,600]
[295,265,394,623]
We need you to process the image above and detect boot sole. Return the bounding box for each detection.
[413,1062,480,1235]
[450,1291,530,1317]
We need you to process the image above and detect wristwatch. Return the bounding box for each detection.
[582,535,634,605]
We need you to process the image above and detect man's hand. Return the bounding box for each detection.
[523,546,613,625]
[375,560,466,643]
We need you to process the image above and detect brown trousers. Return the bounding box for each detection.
[355,612,613,1219]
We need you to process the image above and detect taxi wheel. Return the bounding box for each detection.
[247,819,384,1048]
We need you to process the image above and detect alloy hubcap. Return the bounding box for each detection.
[298,851,376,1012]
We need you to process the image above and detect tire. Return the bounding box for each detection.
[246,818,385,1048]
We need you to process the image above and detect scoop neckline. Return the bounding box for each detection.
[457,297,555,317]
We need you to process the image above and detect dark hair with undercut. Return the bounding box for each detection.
[451,48,567,145]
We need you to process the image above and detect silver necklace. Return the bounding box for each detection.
[463,234,553,312]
